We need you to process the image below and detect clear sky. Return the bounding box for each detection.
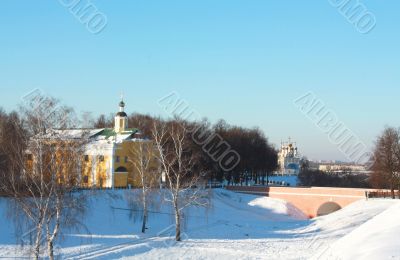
[1,0,399,161]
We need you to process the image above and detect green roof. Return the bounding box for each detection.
[96,128,139,139]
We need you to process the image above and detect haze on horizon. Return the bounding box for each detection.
[1,1,399,162]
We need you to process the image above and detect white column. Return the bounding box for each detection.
[110,143,116,188]
[92,156,97,187]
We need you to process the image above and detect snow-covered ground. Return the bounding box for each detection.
[0,189,399,259]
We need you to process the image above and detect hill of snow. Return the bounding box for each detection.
[0,189,399,259]
[317,201,400,259]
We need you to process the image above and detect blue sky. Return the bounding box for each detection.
[1,0,399,161]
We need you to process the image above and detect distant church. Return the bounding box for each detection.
[277,138,301,175]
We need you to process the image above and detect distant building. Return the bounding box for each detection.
[277,138,301,175]
[318,163,367,174]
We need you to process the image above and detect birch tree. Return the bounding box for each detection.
[152,120,208,241]
[128,140,159,233]
[0,95,89,259]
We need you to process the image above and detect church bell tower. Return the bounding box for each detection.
[114,97,128,133]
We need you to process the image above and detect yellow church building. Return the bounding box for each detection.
[25,99,159,189]
[79,99,159,188]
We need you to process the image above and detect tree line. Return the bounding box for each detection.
[93,112,278,186]
[298,165,370,188]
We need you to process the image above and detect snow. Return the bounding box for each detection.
[0,189,399,259]
[247,197,307,219]
[42,129,105,140]
[318,201,400,259]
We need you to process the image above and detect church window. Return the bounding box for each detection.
[115,166,128,172]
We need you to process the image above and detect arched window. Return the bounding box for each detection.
[115,166,128,173]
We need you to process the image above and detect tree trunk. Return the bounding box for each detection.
[141,192,147,233]
[46,198,61,260]
[390,181,395,199]
[175,212,181,242]
[141,214,147,233]
[34,222,43,260]
[47,240,54,260]
[398,188,400,199]
[34,239,41,260]
[174,200,181,241]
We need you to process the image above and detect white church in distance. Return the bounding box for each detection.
[277,138,301,175]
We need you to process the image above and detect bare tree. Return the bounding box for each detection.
[370,126,400,198]
[0,110,26,196]
[128,139,159,233]
[0,95,89,259]
[152,120,208,241]
[94,114,114,128]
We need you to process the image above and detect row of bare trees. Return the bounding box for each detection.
[297,167,370,188]
[212,120,278,185]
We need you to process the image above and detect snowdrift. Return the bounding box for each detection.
[317,200,400,260]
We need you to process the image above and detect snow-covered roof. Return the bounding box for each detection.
[39,129,104,140]
[37,128,140,142]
